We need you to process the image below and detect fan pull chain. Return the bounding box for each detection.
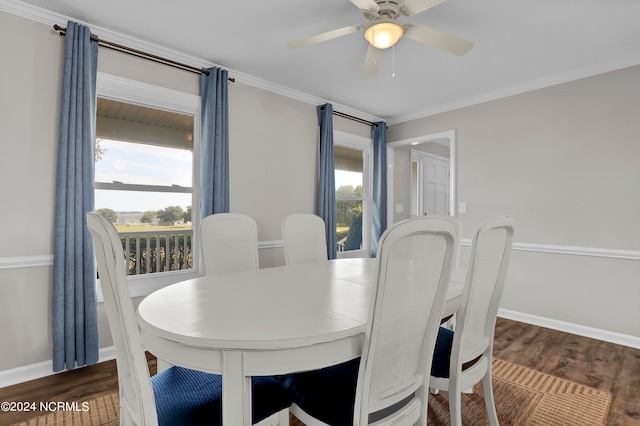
[392,45,396,78]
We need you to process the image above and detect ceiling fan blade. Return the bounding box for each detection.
[350,0,380,12]
[404,23,473,55]
[286,24,363,49]
[363,45,383,78]
[401,0,448,16]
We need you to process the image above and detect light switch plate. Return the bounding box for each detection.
[459,202,467,214]
[395,204,404,213]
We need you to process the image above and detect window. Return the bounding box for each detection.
[96,73,201,295]
[334,131,372,257]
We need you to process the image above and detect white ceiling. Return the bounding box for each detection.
[10,0,640,124]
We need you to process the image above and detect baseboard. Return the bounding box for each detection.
[0,346,116,389]
[3,310,640,388]
[498,308,640,350]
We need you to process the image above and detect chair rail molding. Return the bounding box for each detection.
[2,241,637,271]
[258,240,284,249]
[460,239,640,261]
[0,255,54,270]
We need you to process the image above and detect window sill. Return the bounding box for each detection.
[96,269,199,303]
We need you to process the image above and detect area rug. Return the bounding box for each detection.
[423,358,612,426]
[12,359,611,426]
[10,392,119,426]
[290,358,613,426]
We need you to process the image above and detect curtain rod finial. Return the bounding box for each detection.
[53,24,66,36]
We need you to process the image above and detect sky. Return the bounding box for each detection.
[335,170,362,189]
[95,139,192,212]
[95,139,363,212]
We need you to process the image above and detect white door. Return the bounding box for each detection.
[422,155,450,215]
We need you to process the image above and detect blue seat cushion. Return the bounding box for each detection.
[431,326,454,378]
[275,358,360,426]
[152,366,291,425]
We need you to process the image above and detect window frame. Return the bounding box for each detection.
[334,130,373,259]
[95,72,202,298]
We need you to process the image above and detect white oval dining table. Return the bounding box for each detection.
[137,257,464,425]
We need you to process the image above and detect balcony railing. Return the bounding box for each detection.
[118,230,193,275]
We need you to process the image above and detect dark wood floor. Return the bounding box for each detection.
[0,318,639,425]
[491,318,640,425]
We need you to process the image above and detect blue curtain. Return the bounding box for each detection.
[52,21,99,372]
[371,121,388,257]
[317,104,337,259]
[200,67,230,219]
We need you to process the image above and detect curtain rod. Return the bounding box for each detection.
[332,110,376,127]
[53,24,235,82]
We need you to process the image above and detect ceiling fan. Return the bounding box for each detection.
[286,0,474,78]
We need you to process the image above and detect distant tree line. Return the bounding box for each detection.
[96,206,192,225]
[96,185,360,230]
[336,184,363,225]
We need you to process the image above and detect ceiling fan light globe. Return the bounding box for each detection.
[364,21,403,49]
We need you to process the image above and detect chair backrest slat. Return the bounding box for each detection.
[200,213,259,275]
[282,213,328,265]
[87,212,159,425]
[458,216,514,362]
[355,215,458,423]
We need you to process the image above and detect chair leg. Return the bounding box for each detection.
[278,408,290,426]
[448,387,463,426]
[482,373,499,426]
[255,408,290,426]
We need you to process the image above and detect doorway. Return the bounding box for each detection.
[387,129,456,224]
[411,150,450,216]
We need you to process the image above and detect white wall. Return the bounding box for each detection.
[3,5,637,385]
[0,10,369,378]
[0,11,63,373]
[388,65,640,339]
[228,82,317,267]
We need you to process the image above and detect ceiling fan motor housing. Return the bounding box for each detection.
[363,0,423,20]
[363,0,402,21]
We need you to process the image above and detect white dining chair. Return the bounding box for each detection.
[200,213,260,275]
[429,216,514,426]
[276,215,459,425]
[86,212,291,425]
[282,213,328,265]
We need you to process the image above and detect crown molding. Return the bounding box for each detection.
[5,0,637,130]
[0,0,59,24]
[387,54,640,125]
[0,0,221,74]
[232,71,383,123]
[1,0,381,125]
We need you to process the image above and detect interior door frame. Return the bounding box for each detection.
[386,129,457,225]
